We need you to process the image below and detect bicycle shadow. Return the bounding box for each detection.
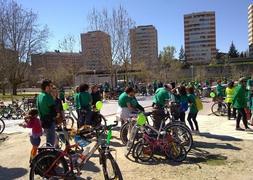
[198,132,242,142]
[81,160,100,173]
[193,140,241,151]
[0,166,28,179]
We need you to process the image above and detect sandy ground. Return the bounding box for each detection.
[1,98,253,180]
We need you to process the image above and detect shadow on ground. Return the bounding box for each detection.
[199,132,242,141]
[0,166,28,179]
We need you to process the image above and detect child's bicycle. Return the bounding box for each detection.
[29,116,123,180]
[133,125,187,162]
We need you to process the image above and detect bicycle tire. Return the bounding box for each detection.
[101,152,123,180]
[120,121,132,145]
[0,119,5,134]
[167,142,187,162]
[30,150,69,180]
[211,102,227,116]
[134,140,153,162]
[124,124,139,157]
[65,116,74,129]
[165,124,193,153]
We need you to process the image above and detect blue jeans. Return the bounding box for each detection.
[44,122,56,146]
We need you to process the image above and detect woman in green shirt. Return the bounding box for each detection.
[187,87,199,133]
[77,84,92,127]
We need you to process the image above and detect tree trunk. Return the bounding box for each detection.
[2,87,6,95]
[12,84,17,95]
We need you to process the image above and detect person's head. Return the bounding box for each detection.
[217,79,222,85]
[51,86,59,98]
[91,85,98,93]
[164,84,172,92]
[228,81,234,88]
[179,86,187,96]
[125,87,135,97]
[41,79,53,93]
[79,83,89,92]
[239,77,247,87]
[75,86,80,93]
[28,108,38,118]
[187,87,194,94]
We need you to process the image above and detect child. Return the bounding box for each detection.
[187,87,199,133]
[19,109,42,162]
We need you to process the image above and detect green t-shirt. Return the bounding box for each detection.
[77,92,92,110]
[187,93,198,113]
[74,93,80,109]
[118,92,131,108]
[36,91,55,118]
[153,87,171,107]
[216,84,224,97]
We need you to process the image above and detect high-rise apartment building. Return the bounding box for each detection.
[248,4,253,57]
[130,25,158,66]
[184,11,216,64]
[81,31,112,71]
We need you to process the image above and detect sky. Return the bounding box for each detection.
[16,0,252,57]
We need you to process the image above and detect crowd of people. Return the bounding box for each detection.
[18,76,253,163]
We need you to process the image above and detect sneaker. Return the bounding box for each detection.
[245,128,253,132]
[236,127,244,131]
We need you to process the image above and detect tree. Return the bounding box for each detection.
[178,45,185,61]
[58,34,77,53]
[87,5,135,86]
[0,0,49,95]
[228,41,239,58]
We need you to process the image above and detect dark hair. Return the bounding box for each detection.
[187,87,194,94]
[28,108,38,117]
[179,86,187,96]
[79,83,89,92]
[125,87,134,94]
[75,86,80,93]
[41,79,52,91]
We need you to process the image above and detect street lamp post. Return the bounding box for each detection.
[93,70,96,84]
[190,65,194,81]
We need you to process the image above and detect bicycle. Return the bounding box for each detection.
[133,126,187,162]
[211,98,228,116]
[30,116,123,180]
[120,105,193,153]
[0,118,5,134]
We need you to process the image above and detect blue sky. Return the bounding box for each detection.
[17,0,252,56]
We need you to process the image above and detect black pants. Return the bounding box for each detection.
[227,103,236,119]
[236,108,248,129]
[175,112,186,123]
[152,107,166,130]
[187,112,199,131]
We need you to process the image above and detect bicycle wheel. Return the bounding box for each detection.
[167,142,187,162]
[124,124,139,157]
[211,102,227,116]
[101,152,123,180]
[65,116,74,129]
[30,150,69,180]
[0,119,5,134]
[165,124,193,153]
[120,121,133,145]
[134,140,153,162]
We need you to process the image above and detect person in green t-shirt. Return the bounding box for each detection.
[59,88,65,103]
[232,77,251,131]
[187,87,199,133]
[174,86,188,123]
[36,79,56,146]
[118,87,144,123]
[152,84,172,129]
[73,86,80,127]
[77,83,92,127]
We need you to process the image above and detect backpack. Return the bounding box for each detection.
[195,96,203,111]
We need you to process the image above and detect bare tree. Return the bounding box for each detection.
[0,0,49,94]
[58,34,77,53]
[87,5,135,86]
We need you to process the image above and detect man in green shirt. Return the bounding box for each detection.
[152,84,172,129]
[232,77,251,131]
[36,79,56,146]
